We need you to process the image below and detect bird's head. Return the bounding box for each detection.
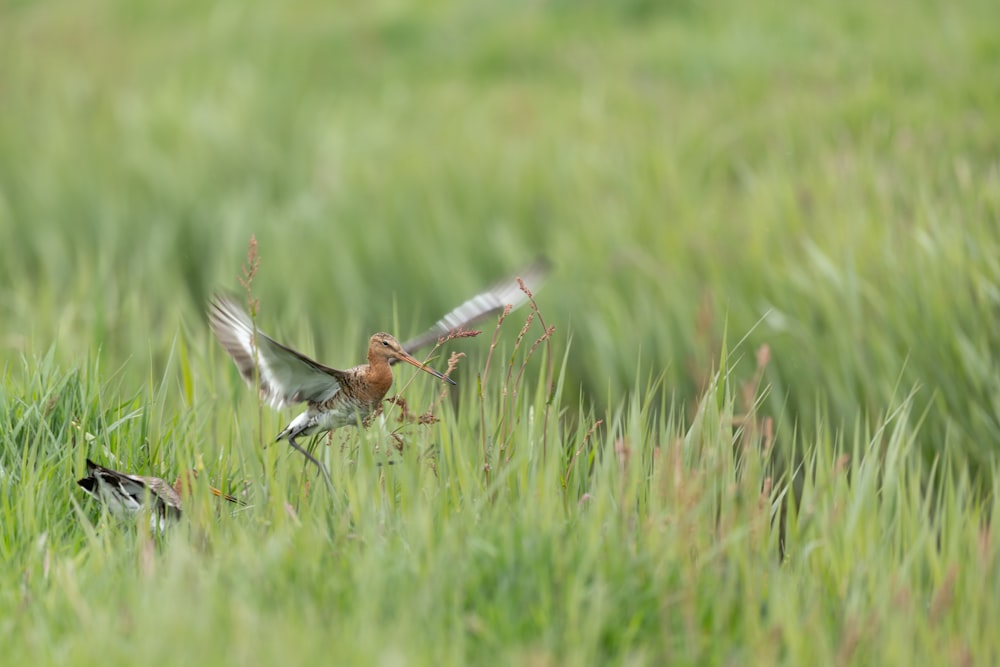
[368,333,456,385]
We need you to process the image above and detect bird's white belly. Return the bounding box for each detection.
[97,483,142,517]
[309,402,366,432]
[280,399,373,440]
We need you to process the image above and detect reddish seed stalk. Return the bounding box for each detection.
[437,327,482,345]
[517,277,555,460]
[383,340,465,447]
[380,341,466,456]
[476,274,557,478]
[479,305,512,488]
[499,310,534,456]
[481,304,511,385]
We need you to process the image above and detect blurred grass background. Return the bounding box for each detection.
[2,0,1000,664]
[3,0,999,470]
[2,0,999,452]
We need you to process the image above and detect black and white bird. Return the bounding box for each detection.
[77,458,242,531]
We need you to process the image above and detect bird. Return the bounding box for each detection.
[77,458,244,531]
[208,258,550,490]
[208,298,457,490]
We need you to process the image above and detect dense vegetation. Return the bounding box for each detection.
[1,0,998,664]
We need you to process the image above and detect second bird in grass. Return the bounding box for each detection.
[77,458,243,532]
[208,295,456,489]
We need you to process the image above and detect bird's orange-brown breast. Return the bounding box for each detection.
[343,362,393,410]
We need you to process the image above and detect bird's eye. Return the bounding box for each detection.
[382,340,390,347]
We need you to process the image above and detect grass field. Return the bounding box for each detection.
[2,0,999,664]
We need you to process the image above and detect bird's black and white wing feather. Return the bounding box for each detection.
[396,257,552,357]
[209,295,348,408]
[77,458,181,520]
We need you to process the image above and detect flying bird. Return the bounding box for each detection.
[209,300,455,490]
[208,257,551,490]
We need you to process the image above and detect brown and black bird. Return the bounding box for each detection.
[208,258,550,489]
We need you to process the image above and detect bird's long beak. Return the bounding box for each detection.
[210,486,247,505]
[396,352,457,385]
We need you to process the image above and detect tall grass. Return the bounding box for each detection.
[1,0,999,663]
[2,307,995,664]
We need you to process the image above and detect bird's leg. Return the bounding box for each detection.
[287,434,334,492]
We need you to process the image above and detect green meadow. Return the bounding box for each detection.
[2,0,999,664]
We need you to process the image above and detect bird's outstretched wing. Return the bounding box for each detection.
[396,257,552,358]
[209,295,349,407]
